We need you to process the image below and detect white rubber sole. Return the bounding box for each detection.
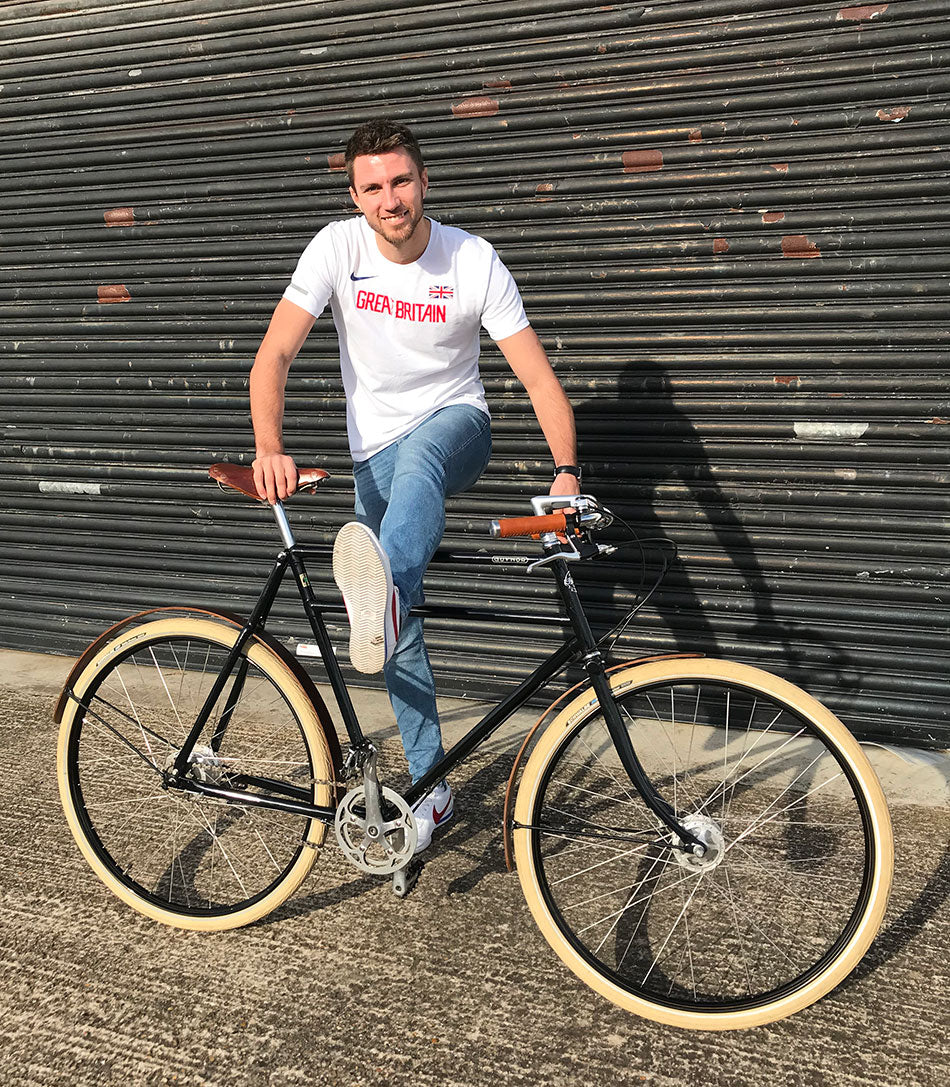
[332,522,399,674]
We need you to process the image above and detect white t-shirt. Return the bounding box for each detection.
[283,216,529,460]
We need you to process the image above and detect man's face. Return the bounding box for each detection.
[349,148,428,251]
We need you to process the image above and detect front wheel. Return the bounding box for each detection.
[513,658,893,1030]
[57,617,338,931]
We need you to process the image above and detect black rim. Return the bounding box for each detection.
[529,676,878,1014]
[66,633,316,918]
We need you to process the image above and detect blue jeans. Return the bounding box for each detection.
[352,404,492,782]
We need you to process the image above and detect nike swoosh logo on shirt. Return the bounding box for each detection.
[350,273,377,281]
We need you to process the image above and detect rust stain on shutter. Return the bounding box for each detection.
[327,152,345,171]
[762,211,786,223]
[622,149,663,172]
[837,4,888,20]
[713,238,730,253]
[782,234,821,258]
[97,285,131,303]
[877,106,910,122]
[104,207,135,227]
[452,96,500,118]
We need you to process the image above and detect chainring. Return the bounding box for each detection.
[333,785,417,874]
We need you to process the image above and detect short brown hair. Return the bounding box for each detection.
[344,120,425,185]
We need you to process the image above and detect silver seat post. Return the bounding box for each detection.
[271,501,296,549]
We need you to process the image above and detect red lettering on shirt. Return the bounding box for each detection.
[353,289,446,323]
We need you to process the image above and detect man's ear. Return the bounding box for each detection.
[420,167,429,197]
[349,186,360,210]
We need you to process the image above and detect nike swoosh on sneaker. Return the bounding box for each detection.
[350,272,376,281]
[433,799,452,824]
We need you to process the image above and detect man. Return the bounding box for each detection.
[250,119,580,853]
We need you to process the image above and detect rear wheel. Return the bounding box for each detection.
[57,617,336,930]
[514,658,893,1029]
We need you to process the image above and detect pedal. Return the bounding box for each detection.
[392,857,422,899]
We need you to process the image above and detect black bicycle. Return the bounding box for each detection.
[55,462,893,1030]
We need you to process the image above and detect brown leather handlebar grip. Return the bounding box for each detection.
[490,513,568,538]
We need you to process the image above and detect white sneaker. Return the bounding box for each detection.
[412,780,454,854]
[332,522,400,674]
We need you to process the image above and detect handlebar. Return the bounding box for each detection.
[489,513,570,539]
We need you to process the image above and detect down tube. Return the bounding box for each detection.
[405,637,581,807]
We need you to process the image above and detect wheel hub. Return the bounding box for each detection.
[163,744,226,785]
[672,814,726,872]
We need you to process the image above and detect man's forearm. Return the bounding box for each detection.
[250,353,290,456]
[496,326,578,468]
[526,376,578,468]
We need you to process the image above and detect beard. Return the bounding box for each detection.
[368,205,424,247]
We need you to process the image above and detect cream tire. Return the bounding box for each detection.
[513,658,893,1030]
[58,617,335,931]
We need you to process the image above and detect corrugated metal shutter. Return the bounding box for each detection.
[1,0,947,746]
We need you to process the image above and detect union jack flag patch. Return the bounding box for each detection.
[429,285,454,299]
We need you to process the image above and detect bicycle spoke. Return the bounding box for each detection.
[64,628,323,919]
[523,668,884,1018]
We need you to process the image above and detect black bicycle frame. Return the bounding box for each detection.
[172,534,702,849]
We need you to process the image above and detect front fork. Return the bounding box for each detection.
[551,558,705,855]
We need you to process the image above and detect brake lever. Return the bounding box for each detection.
[526,531,582,573]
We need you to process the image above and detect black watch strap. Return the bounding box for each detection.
[554,464,582,481]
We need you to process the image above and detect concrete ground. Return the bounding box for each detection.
[1,648,947,1087]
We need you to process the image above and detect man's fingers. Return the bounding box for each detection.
[283,461,298,498]
[253,454,297,504]
[253,462,266,501]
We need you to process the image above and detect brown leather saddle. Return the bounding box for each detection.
[209,461,330,501]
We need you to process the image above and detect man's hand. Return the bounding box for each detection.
[253,453,298,504]
[549,472,581,498]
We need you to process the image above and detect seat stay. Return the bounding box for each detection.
[286,546,369,748]
[171,554,290,776]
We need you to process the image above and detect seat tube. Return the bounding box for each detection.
[550,558,703,851]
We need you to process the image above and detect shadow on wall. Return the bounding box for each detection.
[571,357,855,692]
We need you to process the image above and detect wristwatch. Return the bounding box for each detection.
[554,464,582,484]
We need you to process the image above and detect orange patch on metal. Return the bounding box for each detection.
[536,183,556,193]
[688,129,703,143]
[836,4,888,20]
[762,211,786,223]
[713,238,730,254]
[876,105,910,122]
[774,375,801,387]
[327,152,345,171]
[770,163,789,174]
[451,96,500,118]
[104,207,135,227]
[622,149,663,173]
[483,79,512,91]
[932,417,949,424]
[97,285,131,303]
[781,234,821,258]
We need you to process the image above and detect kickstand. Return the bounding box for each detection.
[392,857,422,899]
